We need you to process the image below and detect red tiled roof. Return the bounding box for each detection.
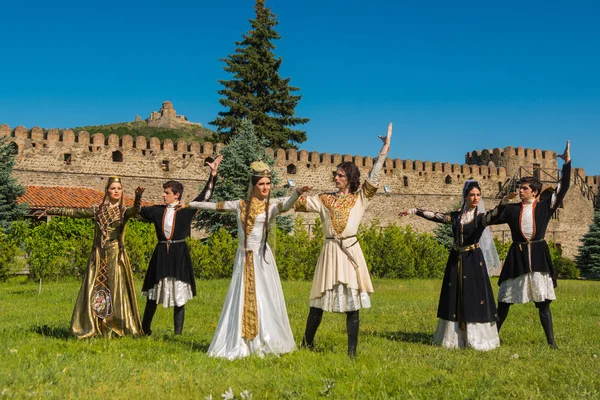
[18,186,150,209]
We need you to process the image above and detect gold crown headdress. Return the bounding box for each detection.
[250,161,271,177]
[105,176,122,190]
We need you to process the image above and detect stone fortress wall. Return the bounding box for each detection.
[2,123,598,259]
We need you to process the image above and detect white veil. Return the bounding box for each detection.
[461,179,501,275]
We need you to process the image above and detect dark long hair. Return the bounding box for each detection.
[244,176,272,260]
[337,162,361,193]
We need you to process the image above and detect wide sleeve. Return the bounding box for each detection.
[361,152,387,201]
[549,161,571,211]
[191,174,218,202]
[294,194,321,213]
[45,207,96,218]
[414,209,451,224]
[188,199,238,213]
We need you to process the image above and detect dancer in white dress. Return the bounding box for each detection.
[187,161,311,359]
[295,124,392,357]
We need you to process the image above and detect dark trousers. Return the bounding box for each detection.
[497,300,558,348]
[141,299,185,335]
[301,307,360,357]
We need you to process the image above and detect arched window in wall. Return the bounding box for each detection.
[112,150,123,162]
[287,164,297,174]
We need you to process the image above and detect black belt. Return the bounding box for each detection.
[515,239,545,245]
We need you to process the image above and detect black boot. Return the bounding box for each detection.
[497,302,511,333]
[142,299,158,336]
[174,306,185,335]
[538,303,558,349]
[346,311,359,358]
[301,307,323,349]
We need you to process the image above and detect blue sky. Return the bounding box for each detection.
[1,0,599,174]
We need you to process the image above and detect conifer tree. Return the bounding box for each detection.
[210,0,309,148]
[194,120,291,235]
[0,138,27,229]
[576,211,600,277]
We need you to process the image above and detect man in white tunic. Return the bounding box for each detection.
[295,124,392,357]
[492,141,571,349]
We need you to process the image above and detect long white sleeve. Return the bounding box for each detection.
[280,191,300,212]
[188,201,217,210]
[367,153,387,185]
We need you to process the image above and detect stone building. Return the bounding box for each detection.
[2,123,598,260]
[143,101,203,129]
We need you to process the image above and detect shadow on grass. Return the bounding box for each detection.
[373,330,432,345]
[173,337,211,353]
[31,324,72,339]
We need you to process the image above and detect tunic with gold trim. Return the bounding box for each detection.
[294,155,386,312]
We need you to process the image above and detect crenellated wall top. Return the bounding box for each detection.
[466,147,557,161]
[0,124,587,181]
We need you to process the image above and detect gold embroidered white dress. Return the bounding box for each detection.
[188,193,300,359]
[294,155,386,312]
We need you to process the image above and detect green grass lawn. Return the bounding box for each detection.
[0,278,598,399]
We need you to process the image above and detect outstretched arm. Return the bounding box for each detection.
[278,186,312,213]
[35,207,95,219]
[483,192,518,226]
[400,208,451,224]
[187,199,238,213]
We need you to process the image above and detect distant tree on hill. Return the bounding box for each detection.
[210,0,309,148]
[576,211,600,278]
[0,137,27,229]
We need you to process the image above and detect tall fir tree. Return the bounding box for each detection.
[0,137,27,230]
[210,0,309,148]
[194,119,292,235]
[575,211,600,278]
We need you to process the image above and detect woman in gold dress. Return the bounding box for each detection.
[41,177,144,338]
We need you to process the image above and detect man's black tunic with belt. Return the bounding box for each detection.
[494,161,571,288]
[140,175,217,296]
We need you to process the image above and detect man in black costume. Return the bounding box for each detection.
[140,156,222,335]
[492,141,570,349]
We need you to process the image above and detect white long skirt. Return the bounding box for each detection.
[498,271,556,304]
[207,246,296,360]
[433,319,500,351]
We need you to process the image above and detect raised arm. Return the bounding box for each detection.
[191,155,223,202]
[550,140,571,211]
[366,122,392,187]
[124,186,144,218]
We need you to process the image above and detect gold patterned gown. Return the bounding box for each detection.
[294,154,386,312]
[47,205,143,338]
[188,193,300,359]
